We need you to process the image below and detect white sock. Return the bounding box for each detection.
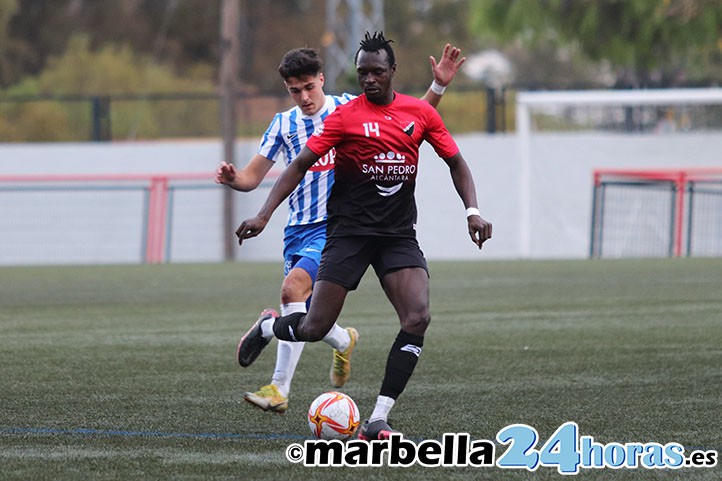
[323,324,351,351]
[261,302,306,339]
[269,302,307,397]
[271,341,304,398]
[281,302,307,317]
[260,317,275,339]
[369,395,395,423]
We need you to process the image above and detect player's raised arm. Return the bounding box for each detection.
[422,43,466,108]
[443,152,492,249]
[236,146,320,245]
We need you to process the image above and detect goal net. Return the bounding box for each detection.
[515,88,722,258]
[590,169,722,258]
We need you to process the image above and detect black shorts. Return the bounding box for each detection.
[317,236,428,290]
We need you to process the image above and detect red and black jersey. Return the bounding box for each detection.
[306,92,459,238]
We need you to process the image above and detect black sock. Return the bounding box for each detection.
[379,330,424,399]
[272,312,306,342]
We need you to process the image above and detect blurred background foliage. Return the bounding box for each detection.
[469,0,722,88]
[0,0,721,140]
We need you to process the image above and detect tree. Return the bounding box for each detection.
[2,34,217,141]
[469,0,722,87]
[1,0,220,89]
[385,0,478,91]
[0,0,21,86]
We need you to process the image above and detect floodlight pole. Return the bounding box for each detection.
[220,0,240,262]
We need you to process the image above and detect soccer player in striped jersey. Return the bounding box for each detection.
[217,43,465,414]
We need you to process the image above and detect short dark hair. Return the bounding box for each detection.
[278,48,323,80]
[355,31,395,67]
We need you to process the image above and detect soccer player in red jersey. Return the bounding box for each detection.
[236,32,492,440]
[225,45,464,414]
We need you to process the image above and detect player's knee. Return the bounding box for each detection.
[280,271,312,304]
[401,310,431,335]
[279,283,300,305]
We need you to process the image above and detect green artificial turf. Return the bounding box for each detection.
[1,259,720,480]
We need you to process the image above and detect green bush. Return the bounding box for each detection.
[434,90,516,134]
[0,34,217,141]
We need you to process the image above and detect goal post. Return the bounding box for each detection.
[590,168,722,258]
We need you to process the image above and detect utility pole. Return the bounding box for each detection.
[220,0,240,262]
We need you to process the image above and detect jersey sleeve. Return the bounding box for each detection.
[423,105,459,159]
[257,113,285,163]
[305,107,345,158]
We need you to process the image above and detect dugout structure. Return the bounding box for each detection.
[590,168,722,258]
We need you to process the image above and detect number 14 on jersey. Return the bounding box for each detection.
[363,122,380,137]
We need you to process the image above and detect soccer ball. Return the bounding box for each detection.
[307,391,360,440]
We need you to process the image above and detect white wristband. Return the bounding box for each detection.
[466,207,480,218]
[430,80,446,95]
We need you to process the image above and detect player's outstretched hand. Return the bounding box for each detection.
[215,162,236,185]
[235,216,268,246]
[430,44,466,87]
[468,215,492,250]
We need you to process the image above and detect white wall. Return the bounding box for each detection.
[1,132,721,265]
[419,132,722,259]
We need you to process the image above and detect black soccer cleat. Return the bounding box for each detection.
[237,308,277,367]
[358,419,398,441]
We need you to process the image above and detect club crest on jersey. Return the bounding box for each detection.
[312,124,325,136]
[376,183,403,197]
[402,121,415,136]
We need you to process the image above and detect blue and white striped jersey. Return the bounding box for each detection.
[258,93,355,226]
